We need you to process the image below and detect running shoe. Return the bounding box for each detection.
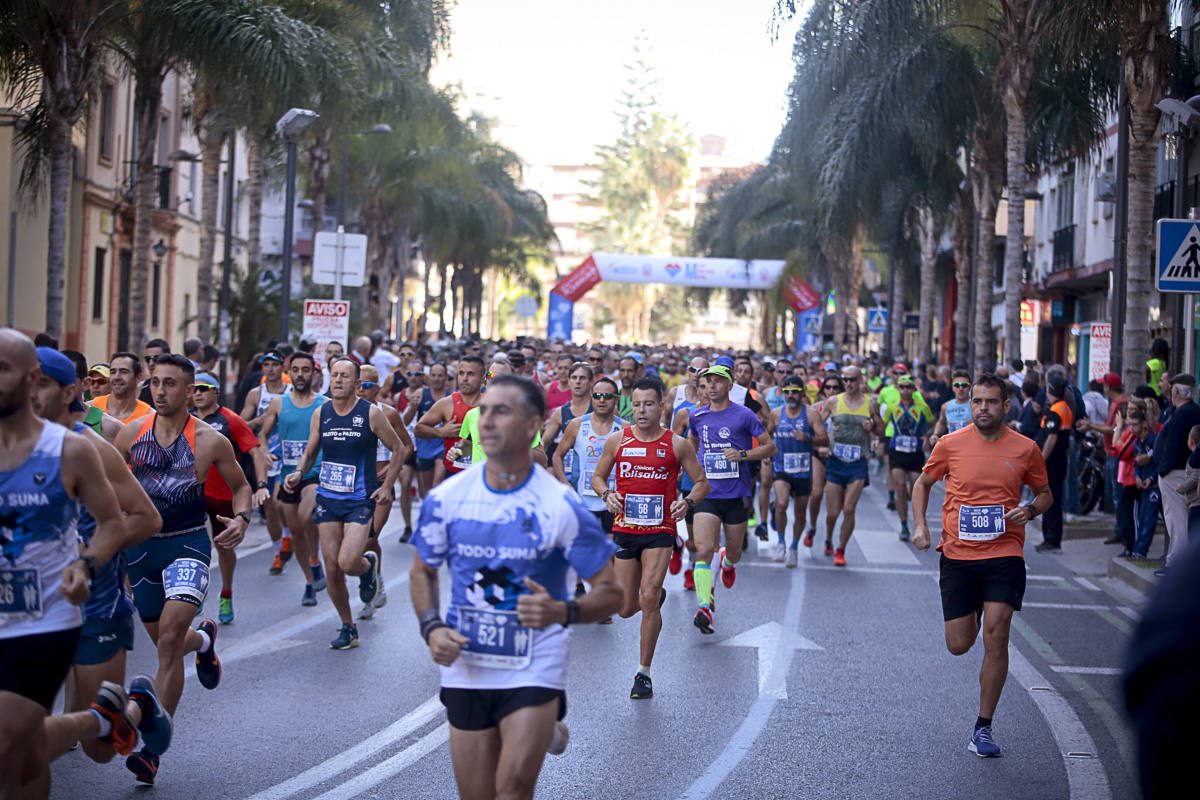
[1034,543,1063,554]
[359,600,377,620]
[330,623,359,650]
[802,528,815,548]
[968,725,1001,757]
[693,606,714,635]
[785,548,798,568]
[755,523,769,541]
[194,619,221,690]
[90,681,137,756]
[630,672,653,700]
[400,525,413,543]
[720,558,736,589]
[547,722,569,756]
[899,525,911,543]
[269,552,284,575]
[833,548,847,567]
[683,568,695,591]
[373,582,389,608]
[126,748,160,785]
[127,674,172,756]
[310,561,327,592]
[668,543,682,575]
[887,498,896,511]
[301,583,317,606]
[359,551,380,604]
[772,542,785,563]
[823,539,834,557]
[279,536,293,565]
[218,596,233,625]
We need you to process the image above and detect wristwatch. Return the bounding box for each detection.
[739,449,748,460]
[1022,503,1038,520]
[235,510,251,524]
[256,480,269,491]
[563,600,581,627]
[75,554,99,579]
[684,497,695,510]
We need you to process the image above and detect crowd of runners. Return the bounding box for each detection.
[6,325,1161,798]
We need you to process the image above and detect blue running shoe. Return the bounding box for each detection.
[218,596,233,624]
[969,725,1001,757]
[128,674,172,756]
[358,552,379,604]
[310,562,326,592]
[194,619,221,690]
[330,623,359,650]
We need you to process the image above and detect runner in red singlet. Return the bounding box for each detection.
[413,356,484,483]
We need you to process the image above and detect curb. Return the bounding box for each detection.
[1107,556,1161,595]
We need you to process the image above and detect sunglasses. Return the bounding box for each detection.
[587,356,602,362]
[782,387,804,393]
[592,392,616,400]
[776,368,789,373]
[953,382,970,388]
[688,366,702,374]
[823,384,841,391]
[359,381,377,389]
[842,375,860,382]
[405,371,422,377]
[193,385,214,392]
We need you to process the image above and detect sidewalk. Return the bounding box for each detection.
[1032,512,1164,597]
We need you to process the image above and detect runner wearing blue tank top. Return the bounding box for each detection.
[0,331,140,796]
[933,369,974,443]
[239,350,289,575]
[287,357,406,650]
[114,354,252,785]
[30,346,173,767]
[397,358,441,542]
[257,352,325,605]
[769,376,828,567]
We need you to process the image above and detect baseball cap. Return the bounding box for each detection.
[298,332,319,347]
[623,351,644,365]
[700,365,733,381]
[1047,375,1068,397]
[261,350,284,363]
[88,364,111,380]
[892,362,908,373]
[897,374,916,386]
[714,355,735,369]
[36,347,86,413]
[194,373,219,389]
[1100,372,1122,389]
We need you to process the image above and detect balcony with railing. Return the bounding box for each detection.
[1051,224,1076,272]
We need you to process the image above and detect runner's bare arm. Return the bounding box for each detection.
[517,563,621,627]
[541,407,563,448]
[84,428,161,547]
[385,405,415,462]
[1005,482,1053,525]
[593,434,623,515]
[932,404,948,438]
[808,407,829,447]
[61,432,126,603]
[910,471,938,551]
[205,427,251,549]
[369,404,406,502]
[256,395,282,448]
[414,396,457,440]
[246,444,270,507]
[552,418,582,484]
[410,557,469,666]
[737,428,775,462]
[672,436,709,518]
[672,407,690,437]
[98,412,123,443]
[240,386,261,424]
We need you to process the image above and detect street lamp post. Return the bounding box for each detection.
[276,108,319,343]
[218,134,236,402]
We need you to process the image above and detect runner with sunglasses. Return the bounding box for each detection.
[884,374,935,542]
[804,375,844,550]
[769,376,828,566]
[931,369,974,445]
[239,351,291,576]
[818,366,884,567]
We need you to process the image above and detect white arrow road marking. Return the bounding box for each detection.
[718,621,823,700]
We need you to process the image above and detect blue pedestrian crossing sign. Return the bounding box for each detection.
[867,307,888,333]
[804,314,820,334]
[1156,219,1200,292]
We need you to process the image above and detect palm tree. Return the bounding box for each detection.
[0,1,116,340]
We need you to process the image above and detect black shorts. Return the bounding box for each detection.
[440,686,566,731]
[0,627,81,710]
[404,451,418,469]
[939,554,1027,621]
[694,497,748,525]
[592,510,615,535]
[277,475,319,505]
[888,450,926,474]
[774,475,813,497]
[612,530,675,560]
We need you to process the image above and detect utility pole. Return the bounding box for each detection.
[218,134,235,402]
[1111,67,1130,376]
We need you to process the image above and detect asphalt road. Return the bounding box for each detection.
[49,474,1141,799]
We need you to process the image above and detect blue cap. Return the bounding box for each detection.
[714,355,735,369]
[623,351,644,365]
[36,347,86,413]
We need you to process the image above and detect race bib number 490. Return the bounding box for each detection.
[958,505,1007,541]
[455,607,532,669]
[703,451,739,480]
[0,569,42,621]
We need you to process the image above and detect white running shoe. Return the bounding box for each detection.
[772,543,786,562]
[785,548,798,568]
[358,602,377,620]
[373,583,388,608]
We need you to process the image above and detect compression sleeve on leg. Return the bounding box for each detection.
[694,562,713,608]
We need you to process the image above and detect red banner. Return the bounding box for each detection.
[551,255,602,302]
[782,276,820,313]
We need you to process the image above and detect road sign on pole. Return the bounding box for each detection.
[1156,219,1200,292]
[302,299,349,358]
[313,230,367,290]
[867,307,888,333]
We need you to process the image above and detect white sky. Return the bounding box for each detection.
[432,0,802,167]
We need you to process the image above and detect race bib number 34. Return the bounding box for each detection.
[958,505,1007,541]
[455,607,532,669]
[0,569,42,621]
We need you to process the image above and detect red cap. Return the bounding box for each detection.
[1100,372,1122,389]
[892,362,908,373]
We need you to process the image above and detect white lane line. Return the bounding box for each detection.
[1074,576,1101,592]
[309,722,450,800]
[801,563,936,577]
[220,572,411,666]
[1008,645,1112,799]
[1050,666,1123,676]
[1024,602,1112,610]
[1027,574,1070,582]
[244,695,442,800]
[678,555,805,800]
[1117,606,1139,621]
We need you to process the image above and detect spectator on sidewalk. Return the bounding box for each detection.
[1153,374,1200,575]
[1146,338,1169,397]
[1036,375,1074,553]
[1129,411,1160,560]
[1079,373,1129,518]
[1177,424,1200,546]
[1114,411,1140,556]
[1083,379,1109,425]
[1016,378,1041,440]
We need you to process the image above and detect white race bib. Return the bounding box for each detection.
[281,440,306,467]
[624,493,665,526]
[455,607,532,669]
[783,452,811,475]
[703,450,739,480]
[893,435,919,454]
[319,461,358,493]
[832,443,861,462]
[0,568,42,621]
[958,504,1007,541]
